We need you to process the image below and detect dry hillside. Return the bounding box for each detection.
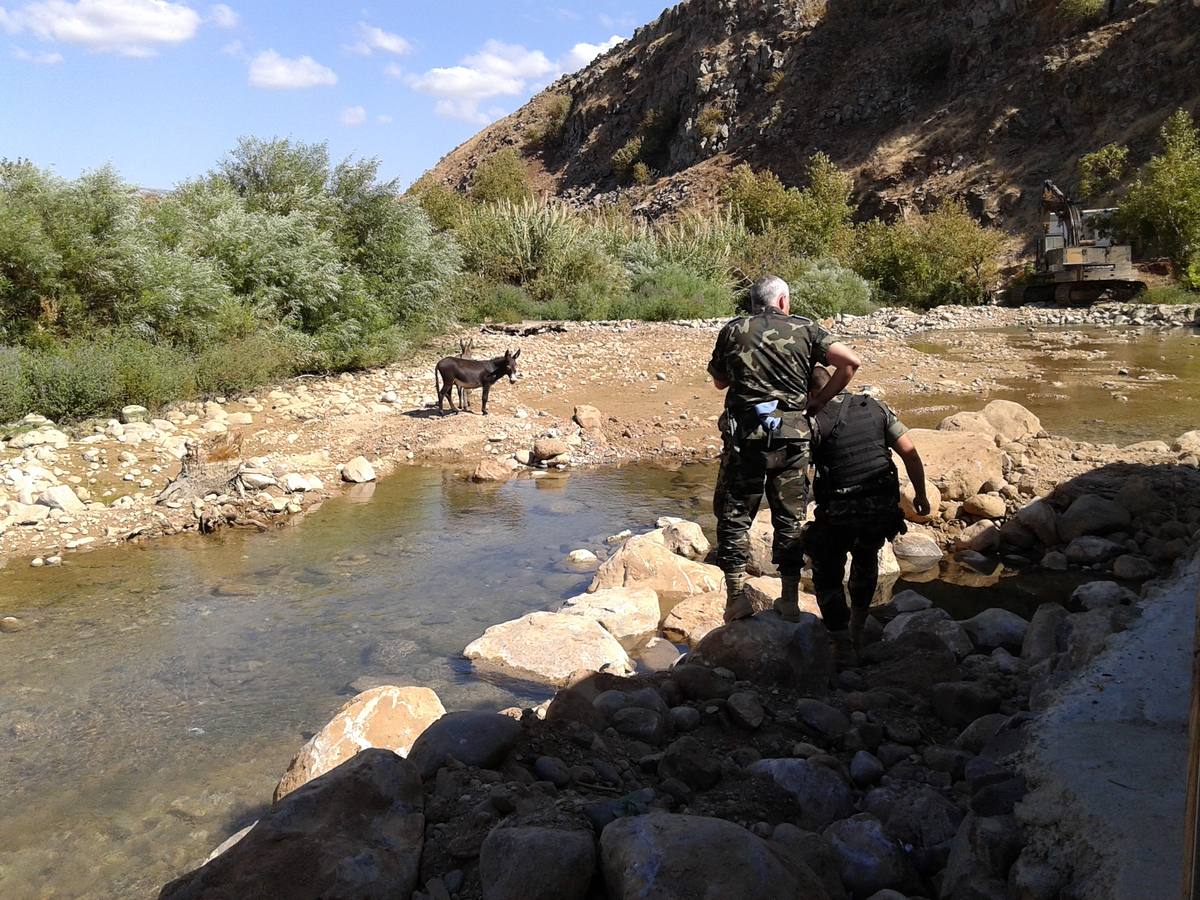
[426,0,1200,235]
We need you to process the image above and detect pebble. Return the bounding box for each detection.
[0,616,26,633]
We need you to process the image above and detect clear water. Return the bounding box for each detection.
[903,326,1200,443]
[0,463,717,899]
[2,325,1198,898]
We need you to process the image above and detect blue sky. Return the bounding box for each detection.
[0,0,665,190]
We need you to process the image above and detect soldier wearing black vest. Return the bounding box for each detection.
[806,365,930,654]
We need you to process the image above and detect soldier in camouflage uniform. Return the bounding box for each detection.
[708,275,862,623]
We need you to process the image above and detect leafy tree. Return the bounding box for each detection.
[1118,109,1200,274]
[1079,143,1129,199]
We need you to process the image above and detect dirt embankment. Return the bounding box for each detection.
[0,302,1196,567]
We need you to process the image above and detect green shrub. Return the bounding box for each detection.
[470,149,532,204]
[1142,284,1197,305]
[631,162,653,185]
[1079,143,1130,198]
[612,136,644,181]
[408,177,471,231]
[1056,0,1105,23]
[854,202,1004,308]
[194,331,299,396]
[527,92,571,144]
[723,155,855,260]
[455,276,536,322]
[785,259,876,319]
[456,199,584,285]
[697,106,725,140]
[626,264,734,320]
[0,346,32,424]
[764,70,785,94]
[1118,109,1200,272]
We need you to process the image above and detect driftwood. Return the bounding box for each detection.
[156,434,243,505]
[480,322,567,336]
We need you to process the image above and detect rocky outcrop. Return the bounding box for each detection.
[274,685,445,801]
[660,589,726,647]
[558,586,661,650]
[691,612,832,690]
[160,750,424,900]
[904,430,1004,502]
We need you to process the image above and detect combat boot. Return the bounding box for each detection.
[723,570,754,623]
[773,575,802,622]
[848,607,870,659]
[829,628,855,670]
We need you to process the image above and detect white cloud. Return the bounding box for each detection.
[248,49,336,89]
[219,36,241,56]
[346,21,409,56]
[0,0,202,56]
[560,34,622,72]
[208,2,235,28]
[339,105,367,126]
[375,113,393,124]
[11,44,63,62]
[408,39,557,123]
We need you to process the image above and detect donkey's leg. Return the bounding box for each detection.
[480,383,490,416]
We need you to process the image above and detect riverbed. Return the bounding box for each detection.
[1,322,1198,897]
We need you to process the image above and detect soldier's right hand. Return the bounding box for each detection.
[913,495,931,517]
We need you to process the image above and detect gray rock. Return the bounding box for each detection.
[659,735,722,790]
[692,612,832,691]
[408,711,521,779]
[749,758,854,829]
[824,814,911,898]
[1040,550,1068,571]
[795,698,851,741]
[612,706,667,744]
[670,664,735,700]
[850,751,884,786]
[1058,494,1131,542]
[601,814,828,899]
[955,713,1010,753]
[1070,580,1136,610]
[533,755,571,787]
[479,826,595,900]
[941,813,1021,900]
[1015,499,1058,545]
[1021,603,1067,662]
[1064,535,1124,565]
[882,607,973,658]
[1112,554,1157,581]
[879,784,965,849]
[669,705,701,732]
[1008,849,1066,900]
[932,683,1002,728]
[890,589,932,612]
[726,691,766,729]
[960,608,1028,654]
[159,750,423,900]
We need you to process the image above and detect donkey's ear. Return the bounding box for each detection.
[513,348,521,359]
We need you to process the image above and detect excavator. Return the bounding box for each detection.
[1019,180,1146,304]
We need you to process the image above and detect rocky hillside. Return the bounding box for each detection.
[427,0,1200,232]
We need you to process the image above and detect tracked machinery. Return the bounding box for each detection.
[1019,180,1146,304]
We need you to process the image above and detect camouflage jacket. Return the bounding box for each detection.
[708,308,838,441]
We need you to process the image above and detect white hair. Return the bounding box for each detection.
[750,275,789,312]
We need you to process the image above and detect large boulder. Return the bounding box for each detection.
[600,814,830,900]
[589,534,724,616]
[901,430,1003,501]
[940,813,1022,900]
[824,814,912,898]
[573,404,603,430]
[274,686,445,801]
[1014,500,1058,546]
[480,825,595,900]
[938,411,998,437]
[558,586,660,650]
[1064,535,1123,565]
[692,613,832,691]
[407,711,522,779]
[464,612,633,685]
[37,484,85,513]
[1021,603,1068,662]
[960,608,1028,654]
[963,493,1007,519]
[749,759,854,829]
[1172,430,1200,455]
[900,479,942,524]
[882,607,973,658]
[340,456,376,484]
[661,590,726,648]
[892,532,944,575]
[159,750,424,900]
[980,400,1041,442]
[472,458,514,482]
[1057,494,1132,543]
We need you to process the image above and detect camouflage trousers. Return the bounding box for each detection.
[713,437,811,577]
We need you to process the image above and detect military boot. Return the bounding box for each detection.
[829,628,855,670]
[723,570,754,623]
[773,575,802,622]
[848,607,870,660]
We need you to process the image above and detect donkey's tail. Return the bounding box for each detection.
[434,365,441,400]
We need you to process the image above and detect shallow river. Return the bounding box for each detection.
[903,326,1200,443]
[1,325,1197,898]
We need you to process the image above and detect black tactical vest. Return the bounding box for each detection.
[812,394,896,501]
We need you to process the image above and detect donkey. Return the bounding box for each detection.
[456,337,476,411]
[435,348,521,416]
